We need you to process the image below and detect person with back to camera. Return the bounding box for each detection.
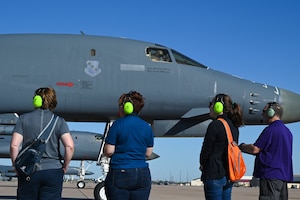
[104,91,154,200]
[200,93,244,200]
[239,102,293,200]
[10,87,74,200]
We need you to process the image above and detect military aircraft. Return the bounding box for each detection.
[1,33,300,200]
[0,114,104,160]
[0,164,94,181]
[0,119,103,189]
[0,116,159,189]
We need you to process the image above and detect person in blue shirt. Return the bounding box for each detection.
[239,102,293,200]
[104,91,154,200]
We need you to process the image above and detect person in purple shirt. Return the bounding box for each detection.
[239,102,293,200]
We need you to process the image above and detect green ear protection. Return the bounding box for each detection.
[123,92,134,115]
[213,94,224,114]
[123,101,134,114]
[33,95,43,108]
[267,103,275,118]
[214,101,224,114]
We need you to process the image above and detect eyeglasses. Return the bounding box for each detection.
[209,101,214,107]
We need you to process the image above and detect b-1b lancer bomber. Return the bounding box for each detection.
[0,33,300,199]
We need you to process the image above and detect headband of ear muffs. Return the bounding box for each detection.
[33,95,43,108]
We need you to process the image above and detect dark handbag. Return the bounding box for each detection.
[15,115,58,181]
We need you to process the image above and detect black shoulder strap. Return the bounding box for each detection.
[37,115,59,143]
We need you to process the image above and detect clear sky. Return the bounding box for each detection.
[1,1,300,182]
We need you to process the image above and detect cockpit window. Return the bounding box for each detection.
[146,48,171,62]
[146,47,208,69]
[171,49,207,69]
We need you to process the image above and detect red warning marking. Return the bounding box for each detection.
[56,82,74,87]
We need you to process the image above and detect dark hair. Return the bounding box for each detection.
[214,93,244,127]
[34,87,57,110]
[118,91,144,114]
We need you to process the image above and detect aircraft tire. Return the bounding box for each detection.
[94,181,106,200]
[77,180,86,189]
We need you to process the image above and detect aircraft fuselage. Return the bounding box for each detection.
[1,34,300,137]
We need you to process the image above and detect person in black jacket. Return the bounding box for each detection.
[200,93,244,200]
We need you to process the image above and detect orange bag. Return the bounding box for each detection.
[218,118,246,182]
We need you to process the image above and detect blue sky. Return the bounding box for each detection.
[1,1,300,182]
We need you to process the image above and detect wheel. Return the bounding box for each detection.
[94,181,107,200]
[77,180,86,189]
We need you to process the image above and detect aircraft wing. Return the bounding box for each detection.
[0,165,94,177]
[0,125,160,161]
[65,166,94,176]
[0,165,17,179]
[153,108,212,137]
[0,113,18,126]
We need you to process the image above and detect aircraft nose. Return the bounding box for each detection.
[279,88,300,123]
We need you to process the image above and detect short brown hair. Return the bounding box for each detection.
[119,91,144,114]
[34,87,57,110]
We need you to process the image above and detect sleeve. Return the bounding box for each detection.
[12,117,24,136]
[147,126,154,147]
[58,117,70,137]
[254,127,271,150]
[200,121,218,165]
[236,129,240,144]
[105,121,118,145]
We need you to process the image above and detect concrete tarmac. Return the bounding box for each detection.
[1,180,300,200]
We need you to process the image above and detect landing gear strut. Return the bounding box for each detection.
[93,121,111,200]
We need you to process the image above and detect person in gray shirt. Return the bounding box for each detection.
[10,87,74,200]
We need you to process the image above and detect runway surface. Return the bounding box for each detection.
[1,180,300,200]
